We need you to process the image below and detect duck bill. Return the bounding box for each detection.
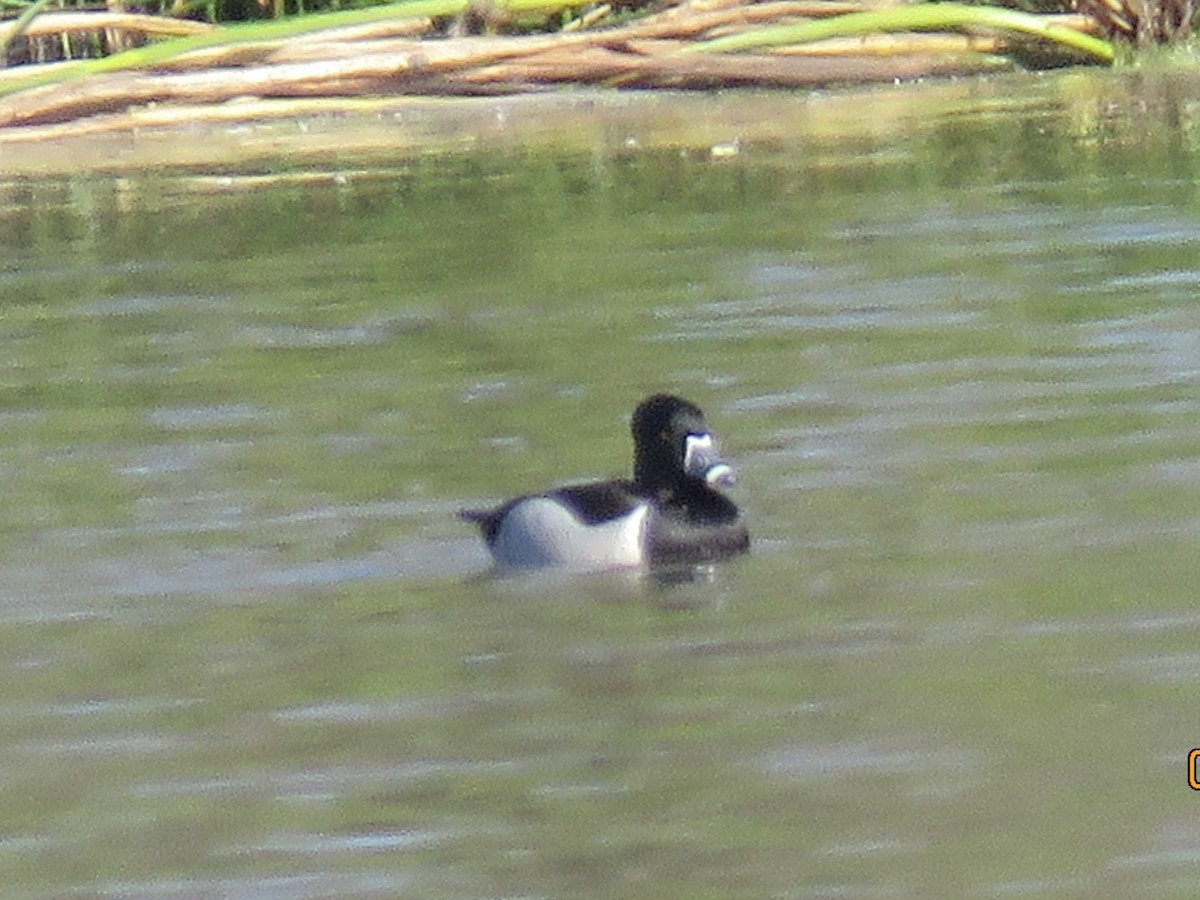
[683,433,736,486]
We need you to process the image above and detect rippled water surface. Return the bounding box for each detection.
[4,72,1200,898]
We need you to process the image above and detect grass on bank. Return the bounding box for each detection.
[5,0,1191,130]
[0,0,1115,96]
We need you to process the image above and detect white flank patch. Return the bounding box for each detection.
[490,498,650,570]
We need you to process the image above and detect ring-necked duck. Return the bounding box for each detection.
[461,394,749,570]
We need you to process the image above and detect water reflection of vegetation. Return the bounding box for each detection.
[2,71,1199,525]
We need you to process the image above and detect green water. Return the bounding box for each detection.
[4,71,1200,897]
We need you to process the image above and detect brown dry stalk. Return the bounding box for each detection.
[89,17,437,70]
[0,35,597,126]
[453,42,1008,88]
[623,32,1004,54]
[144,31,582,71]
[641,0,869,18]
[285,18,439,42]
[767,32,1001,53]
[0,25,1014,128]
[614,0,864,39]
[144,43,288,69]
[263,32,524,64]
[0,69,386,128]
[0,95,403,143]
[0,11,214,42]
[0,1,1101,130]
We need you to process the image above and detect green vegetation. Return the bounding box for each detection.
[689,3,1115,62]
[0,0,1191,132]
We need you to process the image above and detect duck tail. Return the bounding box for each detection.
[459,506,505,543]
